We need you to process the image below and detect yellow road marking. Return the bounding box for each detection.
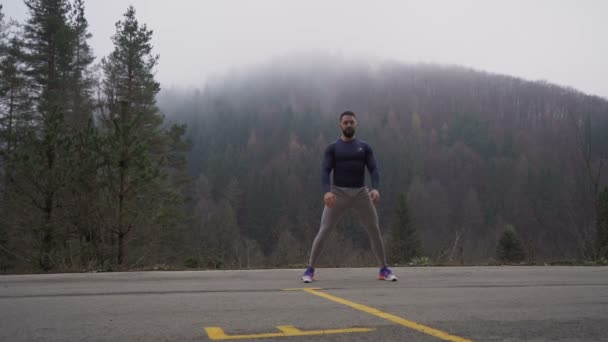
[204,325,374,340]
[289,288,472,342]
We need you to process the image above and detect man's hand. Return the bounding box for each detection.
[324,192,336,208]
[370,189,380,204]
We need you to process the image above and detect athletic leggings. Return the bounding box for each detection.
[308,186,388,267]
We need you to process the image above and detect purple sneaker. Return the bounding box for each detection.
[302,266,315,283]
[379,266,398,281]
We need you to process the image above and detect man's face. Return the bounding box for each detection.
[339,115,357,138]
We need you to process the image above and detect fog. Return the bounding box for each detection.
[3,0,608,98]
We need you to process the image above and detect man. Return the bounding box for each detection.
[302,111,397,283]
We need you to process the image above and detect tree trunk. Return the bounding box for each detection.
[117,232,124,265]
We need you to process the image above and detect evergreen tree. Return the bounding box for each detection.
[66,0,95,129]
[99,6,188,265]
[388,192,420,264]
[201,199,240,268]
[0,18,33,187]
[7,0,76,270]
[23,0,73,116]
[496,225,525,263]
[61,0,100,271]
[4,0,96,271]
[596,187,608,259]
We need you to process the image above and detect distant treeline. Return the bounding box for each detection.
[1,1,607,273]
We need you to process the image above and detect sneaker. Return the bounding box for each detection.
[378,266,398,281]
[301,266,315,283]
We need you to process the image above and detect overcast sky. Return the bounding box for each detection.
[3,0,608,99]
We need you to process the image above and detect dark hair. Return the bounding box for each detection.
[339,111,356,121]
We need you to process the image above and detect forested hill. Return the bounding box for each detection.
[159,54,608,266]
[3,2,606,273]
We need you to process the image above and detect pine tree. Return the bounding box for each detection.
[99,6,188,265]
[59,0,100,271]
[496,225,525,264]
[0,36,32,162]
[23,0,73,116]
[7,0,76,270]
[596,187,608,260]
[201,200,240,268]
[0,13,33,187]
[2,0,96,271]
[388,193,420,264]
[66,0,95,129]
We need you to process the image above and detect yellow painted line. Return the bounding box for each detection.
[290,288,472,342]
[205,327,283,340]
[277,325,373,336]
[204,325,374,340]
[282,287,322,291]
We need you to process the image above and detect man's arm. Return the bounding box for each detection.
[321,144,334,193]
[365,143,380,190]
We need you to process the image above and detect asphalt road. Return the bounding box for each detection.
[1,266,607,341]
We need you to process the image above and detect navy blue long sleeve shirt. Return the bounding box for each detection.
[322,138,380,193]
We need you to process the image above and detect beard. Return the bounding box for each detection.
[342,127,355,138]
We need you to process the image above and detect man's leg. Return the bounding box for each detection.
[308,187,350,268]
[353,187,388,267]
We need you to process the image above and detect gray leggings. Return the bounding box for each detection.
[308,186,388,267]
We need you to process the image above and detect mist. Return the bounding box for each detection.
[3,0,608,99]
